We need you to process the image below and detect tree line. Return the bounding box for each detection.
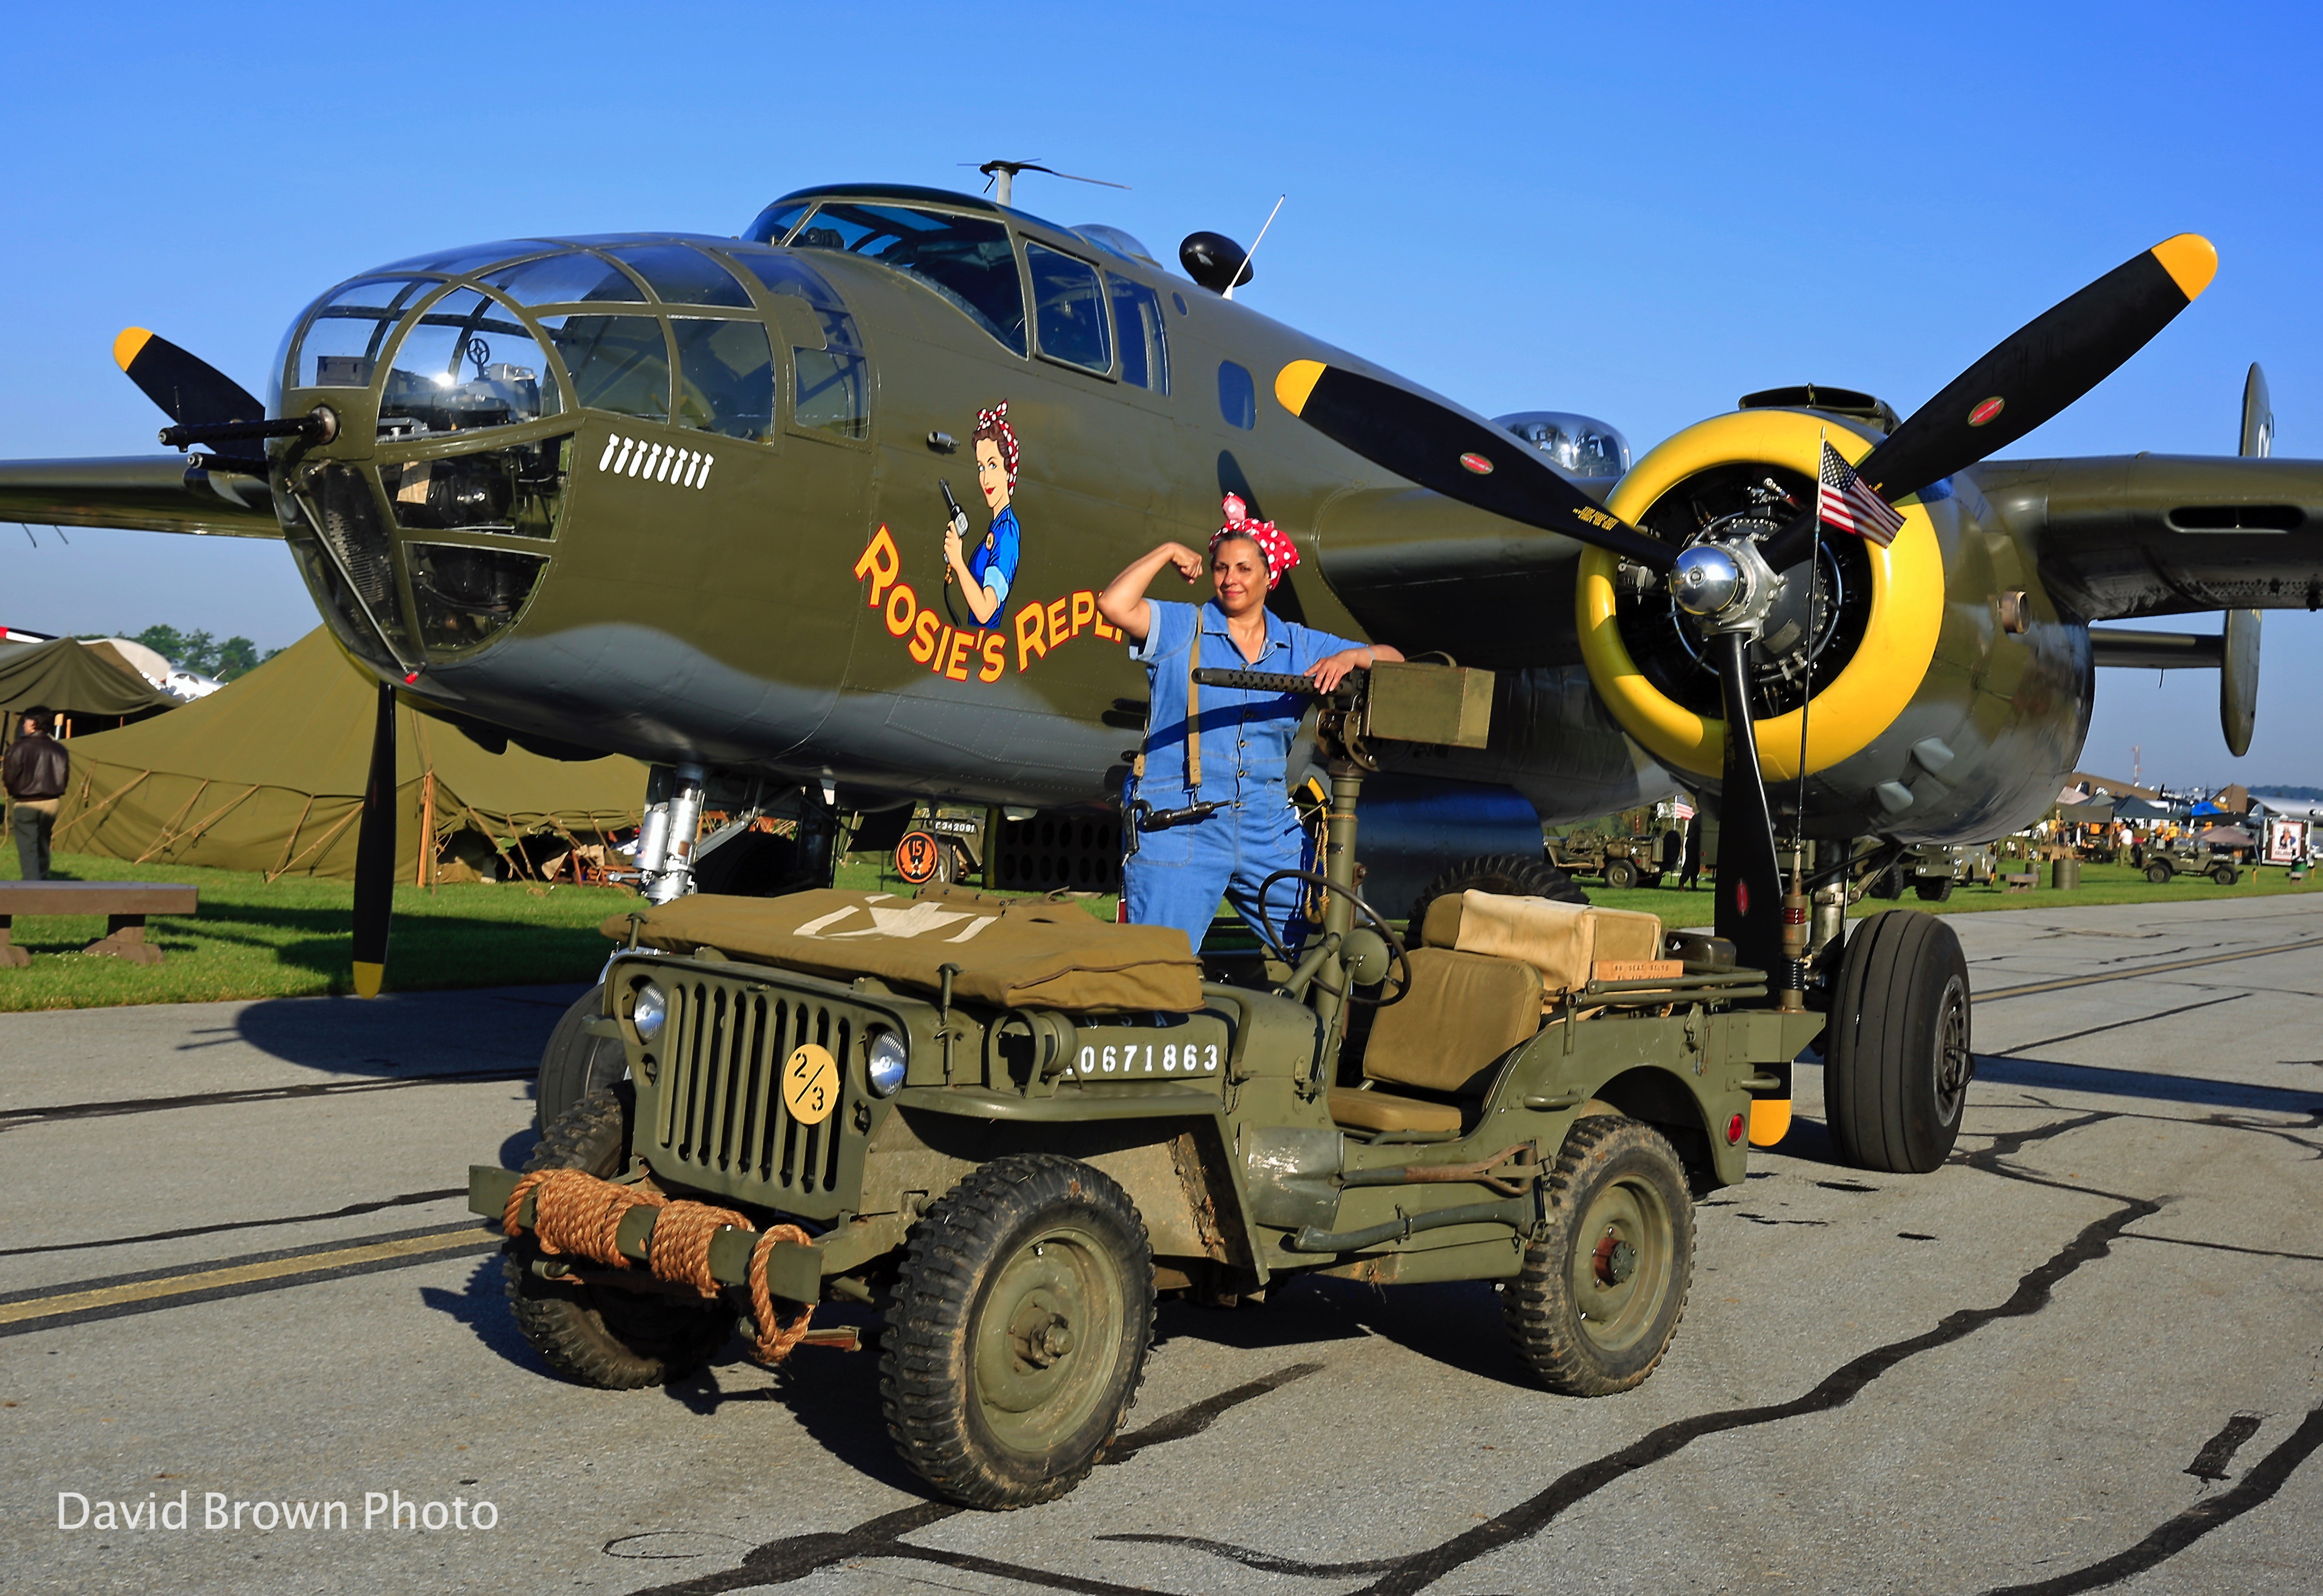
[75,626,283,681]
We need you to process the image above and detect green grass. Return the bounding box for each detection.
[0,850,1116,1013]
[5,844,2294,1013]
[1583,858,2323,921]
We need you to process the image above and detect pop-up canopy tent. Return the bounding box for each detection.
[0,636,178,730]
[53,629,646,881]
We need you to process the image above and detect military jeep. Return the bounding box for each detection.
[471,664,1826,1509]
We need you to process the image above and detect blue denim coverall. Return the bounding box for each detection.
[1124,599,1365,952]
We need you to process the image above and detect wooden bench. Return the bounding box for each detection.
[2001,872,2038,893]
[0,881,198,967]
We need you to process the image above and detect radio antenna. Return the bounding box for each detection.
[1224,195,1285,301]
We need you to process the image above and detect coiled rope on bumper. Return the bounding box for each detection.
[504,1168,817,1364]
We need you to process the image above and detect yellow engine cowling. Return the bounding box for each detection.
[1573,408,1947,782]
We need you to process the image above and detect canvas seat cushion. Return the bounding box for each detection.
[1360,946,1544,1096]
[1328,1086,1462,1135]
[1420,890,1663,992]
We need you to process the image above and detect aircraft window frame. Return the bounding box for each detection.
[1218,360,1257,430]
[1025,243,1113,378]
[487,251,648,306]
[789,201,1026,357]
[745,201,812,245]
[381,240,559,277]
[291,277,442,391]
[534,313,674,426]
[717,246,865,356]
[603,244,754,308]
[1106,272,1169,395]
[670,315,778,443]
[377,286,565,439]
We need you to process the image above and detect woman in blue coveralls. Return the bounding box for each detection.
[1095,496,1404,954]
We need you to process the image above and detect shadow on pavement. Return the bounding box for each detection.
[1976,1054,2323,1116]
[229,984,585,1077]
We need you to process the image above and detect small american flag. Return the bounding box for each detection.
[1817,439,1905,547]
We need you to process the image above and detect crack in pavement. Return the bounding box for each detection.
[0,1186,469,1260]
[619,1362,1325,1595]
[1975,1403,2323,1594]
[1095,1113,2198,1594]
[0,1068,532,1132]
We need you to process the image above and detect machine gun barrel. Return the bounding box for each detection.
[159,405,338,449]
[1190,666,1359,698]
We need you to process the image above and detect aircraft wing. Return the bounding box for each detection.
[1978,454,2323,620]
[0,455,281,539]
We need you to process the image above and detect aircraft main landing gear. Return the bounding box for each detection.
[1821,909,1972,1173]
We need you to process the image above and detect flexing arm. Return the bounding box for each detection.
[1096,541,1205,644]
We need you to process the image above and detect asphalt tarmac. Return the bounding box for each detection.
[4,893,2320,1595]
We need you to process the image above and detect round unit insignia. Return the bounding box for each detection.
[894,829,944,885]
[782,1044,841,1125]
[1967,396,2005,426]
[1458,451,1494,474]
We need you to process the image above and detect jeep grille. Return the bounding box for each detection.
[651,978,852,1202]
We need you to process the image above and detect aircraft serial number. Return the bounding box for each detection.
[1072,1042,1221,1077]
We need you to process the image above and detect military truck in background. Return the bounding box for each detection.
[1544,830,1680,890]
[1866,843,1997,903]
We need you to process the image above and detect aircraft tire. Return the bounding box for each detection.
[881,1155,1154,1510]
[1408,853,1588,936]
[1504,1114,1693,1396]
[1824,911,1972,1174]
[503,1084,738,1390]
[536,984,627,1132]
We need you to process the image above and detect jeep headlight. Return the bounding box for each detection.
[865,1028,908,1097]
[631,980,667,1043]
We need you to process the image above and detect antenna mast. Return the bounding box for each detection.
[1224,195,1286,302]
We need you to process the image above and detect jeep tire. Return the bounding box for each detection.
[1913,876,1955,902]
[1505,1115,1693,1395]
[504,1084,737,1388]
[536,984,628,1132]
[881,1155,1154,1509]
[1824,909,1974,1174]
[1603,857,1640,890]
[2146,860,2174,884]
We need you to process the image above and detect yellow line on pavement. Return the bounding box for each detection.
[1978,936,2323,1003]
[0,1227,498,1328]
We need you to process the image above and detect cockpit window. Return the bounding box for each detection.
[744,201,810,245]
[383,240,556,277]
[1109,275,1169,393]
[293,278,438,389]
[538,314,671,423]
[721,247,862,352]
[1026,244,1110,374]
[487,251,645,306]
[604,245,752,308]
[672,318,776,441]
[791,203,1024,355]
[379,289,563,438]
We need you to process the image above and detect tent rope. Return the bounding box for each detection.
[53,770,151,842]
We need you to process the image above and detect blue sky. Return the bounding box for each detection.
[1,2,2316,787]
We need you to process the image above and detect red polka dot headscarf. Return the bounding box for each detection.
[973,403,1020,489]
[1210,493,1300,589]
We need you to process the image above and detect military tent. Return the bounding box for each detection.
[53,629,646,881]
[0,636,178,728]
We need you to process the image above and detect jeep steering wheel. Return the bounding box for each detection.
[1252,868,1412,1007]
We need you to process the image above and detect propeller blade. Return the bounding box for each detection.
[1707,632,1785,979]
[351,684,396,999]
[113,328,264,429]
[1275,361,1677,572]
[1853,234,2217,503]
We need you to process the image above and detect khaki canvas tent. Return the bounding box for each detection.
[54,629,646,882]
[0,636,178,728]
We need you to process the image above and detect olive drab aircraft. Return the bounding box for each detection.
[7,175,2322,1158]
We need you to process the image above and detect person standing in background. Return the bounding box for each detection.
[4,706,69,881]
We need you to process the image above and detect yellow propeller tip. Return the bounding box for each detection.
[352,961,385,999]
[112,327,153,373]
[1274,359,1327,417]
[2151,234,2218,302]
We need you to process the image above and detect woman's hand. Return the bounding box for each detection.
[1098,541,1208,646]
[1165,542,1205,582]
[1308,648,1373,693]
[942,522,964,565]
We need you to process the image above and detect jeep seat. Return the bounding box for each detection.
[1329,947,1544,1134]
